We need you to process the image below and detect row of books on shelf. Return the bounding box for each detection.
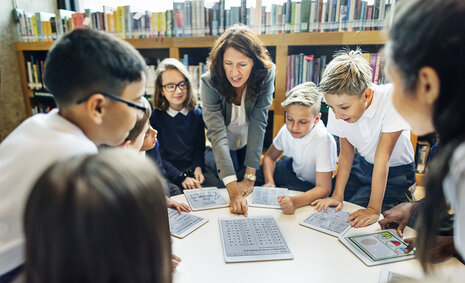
[16,0,398,42]
[286,51,386,91]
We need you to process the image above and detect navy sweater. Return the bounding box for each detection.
[148,108,205,181]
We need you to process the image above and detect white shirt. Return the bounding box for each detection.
[167,107,188,117]
[327,84,414,166]
[227,89,248,151]
[273,121,337,185]
[0,109,98,275]
[443,142,465,259]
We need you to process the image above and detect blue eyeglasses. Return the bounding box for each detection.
[76,92,147,119]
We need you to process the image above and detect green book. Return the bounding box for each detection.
[301,0,311,32]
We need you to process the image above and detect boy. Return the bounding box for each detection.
[256,82,337,214]
[0,29,147,281]
[313,49,415,228]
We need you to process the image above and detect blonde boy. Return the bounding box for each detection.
[256,82,337,214]
[313,49,415,228]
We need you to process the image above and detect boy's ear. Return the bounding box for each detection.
[85,94,106,124]
[314,112,321,125]
[363,87,373,101]
[417,66,440,105]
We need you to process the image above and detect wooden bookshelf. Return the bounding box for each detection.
[15,30,386,138]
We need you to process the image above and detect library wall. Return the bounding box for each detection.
[0,0,56,141]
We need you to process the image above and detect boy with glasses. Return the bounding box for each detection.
[0,28,147,282]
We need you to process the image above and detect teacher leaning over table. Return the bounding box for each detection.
[200,24,276,216]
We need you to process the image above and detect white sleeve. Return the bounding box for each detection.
[326,108,346,138]
[315,135,338,172]
[382,89,411,133]
[272,125,286,151]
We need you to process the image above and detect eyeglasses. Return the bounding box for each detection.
[76,92,147,119]
[162,81,188,93]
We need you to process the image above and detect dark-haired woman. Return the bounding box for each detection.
[200,24,275,216]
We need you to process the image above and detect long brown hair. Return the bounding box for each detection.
[153,58,196,111]
[24,149,172,283]
[207,24,273,103]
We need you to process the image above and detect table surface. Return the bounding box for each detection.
[171,189,464,283]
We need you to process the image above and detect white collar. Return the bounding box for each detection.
[166,107,188,117]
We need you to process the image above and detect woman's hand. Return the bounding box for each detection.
[226,181,248,216]
[238,179,254,197]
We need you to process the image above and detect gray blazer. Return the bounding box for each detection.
[200,64,276,180]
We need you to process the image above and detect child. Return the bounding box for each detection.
[384,0,465,270]
[313,49,415,228]
[256,82,337,214]
[148,58,218,191]
[22,149,172,283]
[121,97,190,213]
[0,29,147,281]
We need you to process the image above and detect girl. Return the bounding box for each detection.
[21,149,172,283]
[200,24,275,216]
[313,49,415,228]
[149,58,216,191]
[385,0,465,270]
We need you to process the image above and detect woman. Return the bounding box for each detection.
[21,149,172,283]
[385,0,465,271]
[200,24,275,216]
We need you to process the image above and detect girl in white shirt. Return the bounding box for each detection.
[385,0,465,271]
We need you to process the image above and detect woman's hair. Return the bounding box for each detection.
[386,0,465,272]
[153,58,196,111]
[207,24,274,103]
[319,48,372,97]
[23,149,172,283]
[281,82,322,115]
[125,97,151,143]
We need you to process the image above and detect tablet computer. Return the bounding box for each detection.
[339,230,415,266]
[250,186,288,209]
[168,208,208,238]
[183,187,228,211]
[300,207,352,237]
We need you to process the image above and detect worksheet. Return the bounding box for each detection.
[183,187,228,211]
[167,208,208,238]
[300,207,351,237]
[339,230,415,266]
[250,186,288,209]
[219,215,294,263]
[378,268,413,283]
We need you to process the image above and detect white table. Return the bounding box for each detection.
[171,189,464,283]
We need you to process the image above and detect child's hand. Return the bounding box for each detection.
[311,197,343,212]
[182,177,201,190]
[378,202,416,237]
[194,167,205,184]
[166,197,191,213]
[347,208,380,228]
[262,182,276,188]
[404,236,455,262]
[171,254,181,271]
[278,195,295,214]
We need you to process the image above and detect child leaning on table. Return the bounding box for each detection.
[120,97,190,214]
[312,49,415,228]
[255,82,337,214]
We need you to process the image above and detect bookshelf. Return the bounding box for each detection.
[15,30,386,139]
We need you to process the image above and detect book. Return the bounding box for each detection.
[415,141,430,174]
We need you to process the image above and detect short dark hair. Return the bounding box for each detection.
[44,29,147,107]
[24,149,172,283]
[207,24,274,103]
[386,0,465,272]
